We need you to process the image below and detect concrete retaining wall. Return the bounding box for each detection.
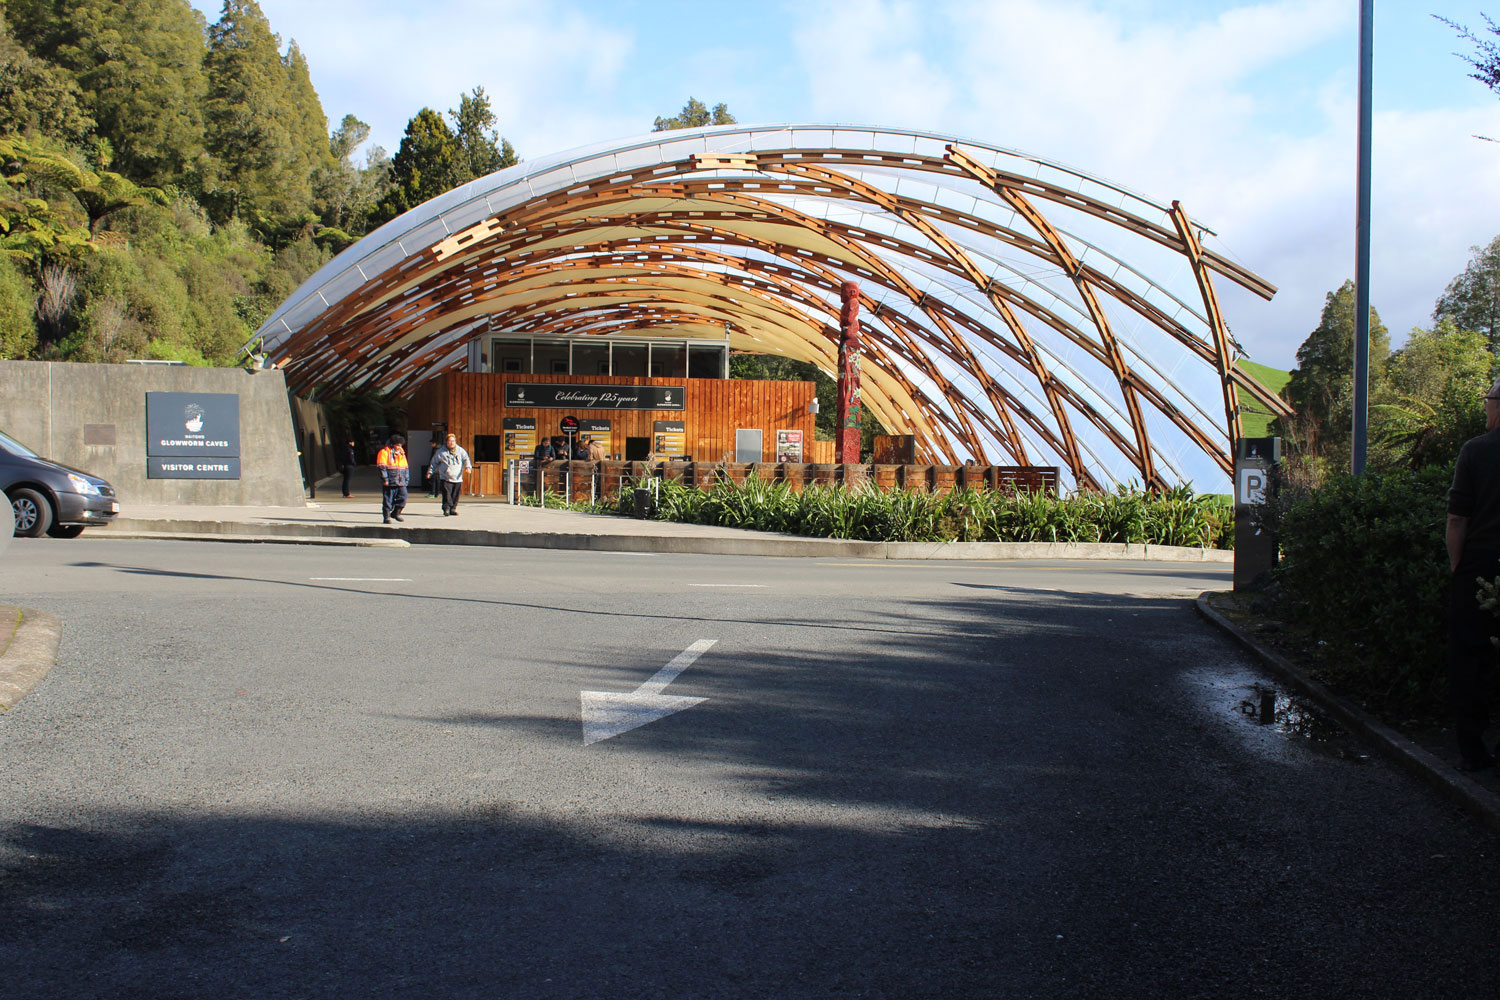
[0,360,305,506]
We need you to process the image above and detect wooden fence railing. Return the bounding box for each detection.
[481,461,1060,504]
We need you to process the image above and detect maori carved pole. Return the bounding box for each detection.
[836,281,863,464]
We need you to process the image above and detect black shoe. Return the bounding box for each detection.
[392,513,404,522]
[383,518,391,524]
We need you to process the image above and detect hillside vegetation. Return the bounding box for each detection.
[0,0,514,372]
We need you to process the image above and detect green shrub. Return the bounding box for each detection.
[602,476,1234,548]
[1274,466,1451,714]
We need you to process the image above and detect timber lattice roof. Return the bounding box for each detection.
[252,124,1290,491]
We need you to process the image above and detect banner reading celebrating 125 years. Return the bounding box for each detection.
[505,383,685,410]
[145,391,241,479]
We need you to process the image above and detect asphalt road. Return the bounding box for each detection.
[2,538,1498,999]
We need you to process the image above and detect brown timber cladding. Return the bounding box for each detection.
[408,371,817,469]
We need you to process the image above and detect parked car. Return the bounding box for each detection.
[0,429,119,537]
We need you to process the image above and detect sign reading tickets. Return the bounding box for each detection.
[581,419,612,457]
[653,420,686,458]
[502,417,536,468]
[506,382,685,410]
[145,391,241,479]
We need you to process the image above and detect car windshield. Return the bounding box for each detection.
[0,430,41,458]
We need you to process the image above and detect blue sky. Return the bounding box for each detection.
[191,0,1500,369]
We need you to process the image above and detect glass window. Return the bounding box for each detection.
[612,342,647,377]
[650,342,687,378]
[689,344,725,379]
[533,341,569,376]
[573,341,610,376]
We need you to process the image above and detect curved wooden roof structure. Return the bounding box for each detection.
[253,124,1290,491]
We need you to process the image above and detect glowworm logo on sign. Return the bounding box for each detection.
[145,391,242,479]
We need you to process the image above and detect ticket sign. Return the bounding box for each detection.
[776,429,804,462]
[502,417,536,467]
[653,420,686,458]
[581,419,612,457]
[145,391,241,479]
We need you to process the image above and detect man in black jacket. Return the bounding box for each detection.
[1446,377,1500,770]
[340,440,356,498]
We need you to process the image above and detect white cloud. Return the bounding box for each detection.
[252,0,641,156]
[786,0,1500,367]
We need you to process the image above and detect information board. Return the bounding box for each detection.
[145,391,241,479]
[502,417,537,467]
[581,419,613,458]
[653,420,686,459]
[775,429,804,462]
[506,382,685,410]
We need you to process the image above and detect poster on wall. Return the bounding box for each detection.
[653,420,686,459]
[581,419,612,458]
[775,429,804,462]
[502,417,536,467]
[145,391,241,479]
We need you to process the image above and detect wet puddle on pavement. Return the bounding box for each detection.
[1187,665,1372,764]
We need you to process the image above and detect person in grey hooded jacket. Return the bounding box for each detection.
[429,433,474,516]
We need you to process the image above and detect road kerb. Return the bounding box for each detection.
[1195,593,1500,835]
[0,606,62,711]
[97,516,1233,562]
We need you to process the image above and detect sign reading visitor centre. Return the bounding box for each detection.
[505,383,685,411]
[145,391,242,479]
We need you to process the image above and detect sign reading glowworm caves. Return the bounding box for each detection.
[145,392,241,479]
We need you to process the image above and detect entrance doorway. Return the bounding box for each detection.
[625,437,651,461]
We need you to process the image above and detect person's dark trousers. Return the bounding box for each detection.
[1448,548,1500,764]
[341,465,353,497]
[441,479,461,514]
[381,485,408,521]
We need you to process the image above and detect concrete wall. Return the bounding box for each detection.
[0,360,306,506]
[287,393,340,485]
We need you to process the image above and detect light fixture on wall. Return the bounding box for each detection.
[809,397,820,415]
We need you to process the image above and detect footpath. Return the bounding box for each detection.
[88,468,1234,563]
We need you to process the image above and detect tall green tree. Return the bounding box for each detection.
[9,0,208,187]
[653,97,736,131]
[1434,234,1500,348]
[0,10,94,146]
[370,108,463,225]
[449,86,517,181]
[0,255,37,358]
[1280,280,1390,455]
[202,0,318,225]
[1373,321,1496,469]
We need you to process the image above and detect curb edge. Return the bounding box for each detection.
[1195,593,1500,835]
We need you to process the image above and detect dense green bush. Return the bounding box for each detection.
[607,476,1233,548]
[1274,466,1452,713]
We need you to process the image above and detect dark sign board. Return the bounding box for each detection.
[580,419,612,435]
[502,417,537,431]
[505,382,685,410]
[145,391,241,479]
[560,415,580,432]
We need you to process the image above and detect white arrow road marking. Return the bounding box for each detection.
[580,639,717,745]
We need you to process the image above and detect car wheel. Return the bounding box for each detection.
[9,488,52,538]
[47,523,85,539]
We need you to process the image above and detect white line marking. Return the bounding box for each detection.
[309,577,412,581]
[688,583,766,588]
[581,639,717,745]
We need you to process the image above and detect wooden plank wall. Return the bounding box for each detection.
[419,372,817,465]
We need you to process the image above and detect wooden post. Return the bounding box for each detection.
[836,281,863,464]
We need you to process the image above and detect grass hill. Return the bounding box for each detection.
[1234,359,1291,438]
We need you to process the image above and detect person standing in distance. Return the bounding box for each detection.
[1446,377,1500,770]
[429,432,474,516]
[376,433,409,524]
[340,439,356,498]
